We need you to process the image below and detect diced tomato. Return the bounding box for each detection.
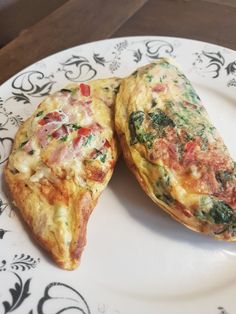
[52,125,68,139]
[38,118,46,125]
[77,127,91,137]
[80,83,90,97]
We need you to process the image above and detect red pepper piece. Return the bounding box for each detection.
[80,83,90,97]
[77,127,91,137]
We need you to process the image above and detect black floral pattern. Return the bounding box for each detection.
[0,229,9,239]
[9,71,55,104]
[93,53,106,67]
[225,60,236,76]
[34,282,90,314]
[10,254,40,271]
[2,272,31,314]
[145,40,174,59]
[193,51,225,78]
[133,49,143,63]
[0,255,40,272]
[0,101,23,164]
[0,198,8,215]
[217,307,229,314]
[60,55,97,82]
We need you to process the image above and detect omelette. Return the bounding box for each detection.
[5,78,120,270]
[115,59,236,240]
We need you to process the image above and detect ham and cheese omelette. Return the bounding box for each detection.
[5,78,120,270]
[115,59,236,241]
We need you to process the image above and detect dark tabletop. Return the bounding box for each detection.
[1,0,236,85]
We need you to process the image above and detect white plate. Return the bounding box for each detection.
[0,36,236,314]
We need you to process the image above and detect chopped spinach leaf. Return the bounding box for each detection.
[156,192,174,205]
[129,111,145,145]
[215,170,233,186]
[137,132,154,148]
[198,200,236,226]
[148,109,175,128]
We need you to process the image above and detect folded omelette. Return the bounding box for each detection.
[115,59,236,240]
[5,78,120,270]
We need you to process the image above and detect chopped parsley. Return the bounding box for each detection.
[19,140,28,148]
[146,74,153,82]
[83,134,93,146]
[60,135,68,142]
[69,123,80,130]
[36,111,44,117]
[100,154,107,163]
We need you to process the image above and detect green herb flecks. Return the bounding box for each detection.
[66,123,80,131]
[19,140,28,148]
[36,111,44,117]
[155,165,173,205]
[186,88,201,104]
[100,154,107,163]
[60,135,68,142]
[215,170,234,186]
[146,74,153,82]
[83,134,93,146]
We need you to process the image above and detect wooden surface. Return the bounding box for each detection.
[1,0,236,85]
